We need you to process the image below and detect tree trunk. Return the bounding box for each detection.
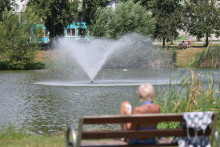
[163,37,166,48]
[205,35,209,47]
[49,25,56,47]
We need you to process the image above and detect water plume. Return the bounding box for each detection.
[56,33,174,81]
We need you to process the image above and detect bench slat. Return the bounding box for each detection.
[81,144,178,147]
[82,128,211,139]
[81,140,178,146]
[81,140,177,147]
[82,114,184,124]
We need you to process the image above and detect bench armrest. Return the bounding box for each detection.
[66,125,77,147]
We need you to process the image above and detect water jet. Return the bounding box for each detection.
[56,33,174,83]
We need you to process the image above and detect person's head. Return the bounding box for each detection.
[138,84,155,102]
[182,40,184,43]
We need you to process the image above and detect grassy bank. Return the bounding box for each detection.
[0,135,64,147]
[0,46,219,69]
[190,46,220,68]
[34,46,219,69]
[34,47,204,69]
[176,47,204,67]
[0,127,64,147]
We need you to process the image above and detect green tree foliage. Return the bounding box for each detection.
[0,0,14,21]
[92,0,155,39]
[28,0,78,38]
[0,9,44,69]
[120,0,151,8]
[82,0,109,25]
[183,0,220,46]
[149,0,183,48]
[121,0,183,48]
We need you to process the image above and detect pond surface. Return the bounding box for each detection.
[0,68,219,135]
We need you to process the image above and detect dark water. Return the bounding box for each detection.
[0,69,219,135]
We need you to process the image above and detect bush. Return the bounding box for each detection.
[0,9,44,70]
[0,59,8,70]
[92,0,155,39]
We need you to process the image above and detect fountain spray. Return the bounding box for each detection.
[57,33,173,82]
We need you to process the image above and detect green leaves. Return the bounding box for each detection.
[0,9,44,69]
[28,0,78,38]
[149,0,183,47]
[92,0,155,39]
[82,0,109,25]
[0,0,14,21]
[183,0,220,46]
[120,0,183,47]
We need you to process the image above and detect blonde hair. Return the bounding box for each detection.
[138,84,155,101]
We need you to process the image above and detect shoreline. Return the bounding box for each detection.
[0,45,219,70]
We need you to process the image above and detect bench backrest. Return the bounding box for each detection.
[76,113,218,145]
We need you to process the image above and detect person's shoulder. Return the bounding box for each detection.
[133,106,142,114]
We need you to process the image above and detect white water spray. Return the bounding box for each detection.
[56,33,173,82]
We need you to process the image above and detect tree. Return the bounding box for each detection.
[0,0,14,21]
[0,9,44,69]
[28,0,78,39]
[92,0,155,39]
[82,0,109,25]
[120,0,151,8]
[183,0,220,46]
[149,0,183,48]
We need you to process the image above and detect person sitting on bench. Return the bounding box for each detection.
[179,41,187,49]
[120,84,161,144]
[187,40,191,49]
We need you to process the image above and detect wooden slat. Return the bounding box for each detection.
[81,144,177,147]
[82,113,184,124]
[82,112,217,124]
[82,128,211,139]
[81,140,177,147]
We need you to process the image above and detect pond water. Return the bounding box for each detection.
[0,68,219,135]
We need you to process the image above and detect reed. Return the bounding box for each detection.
[190,45,220,68]
[155,69,220,129]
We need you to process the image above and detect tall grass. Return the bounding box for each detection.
[190,44,220,68]
[155,69,220,129]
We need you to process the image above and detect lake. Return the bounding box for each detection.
[0,68,219,135]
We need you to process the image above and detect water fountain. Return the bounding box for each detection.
[57,33,173,81]
[35,33,174,86]
[56,37,119,82]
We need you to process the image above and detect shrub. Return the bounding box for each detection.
[0,9,44,69]
[92,0,155,39]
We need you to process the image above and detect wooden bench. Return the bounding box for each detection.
[66,113,219,147]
